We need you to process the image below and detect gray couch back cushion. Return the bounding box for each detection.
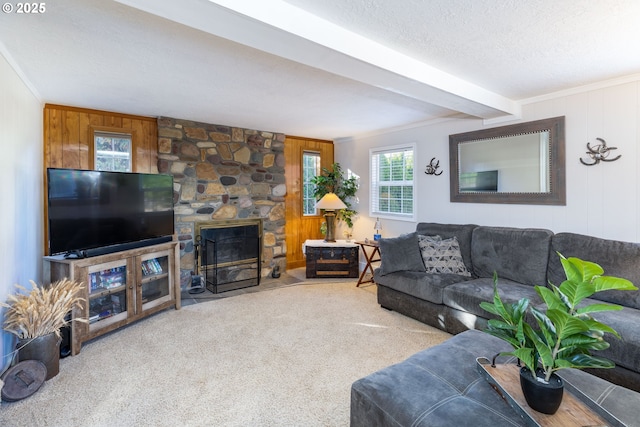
[471,226,553,286]
[415,223,476,274]
[549,232,640,309]
[377,232,425,276]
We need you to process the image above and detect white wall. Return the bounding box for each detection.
[336,79,640,243]
[0,51,43,371]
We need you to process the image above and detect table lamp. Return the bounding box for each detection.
[373,217,382,241]
[316,192,347,242]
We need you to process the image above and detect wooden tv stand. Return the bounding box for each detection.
[43,239,181,355]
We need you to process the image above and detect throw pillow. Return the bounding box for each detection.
[418,235,471,276]
[378,232,425,276]
[419,234,442,243]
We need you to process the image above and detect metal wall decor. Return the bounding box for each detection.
[425,157,443,176]
[580,138,621,166]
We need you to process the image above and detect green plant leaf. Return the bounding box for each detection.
[556,353,615,370]
[558,279,595,310]
[513,298,529,323]
[530,332,554,371]
[546,309,590,340]
[530,306,556,338]
[484,329,522,349]
[557,333,609,358]
[581,317,621,338]
[512,347,535,373]
[486,318,516,331]
[565,337,610,352]
[479,302,501,317]
[562,256,604,281]
[490,272,509,317]
[558,255,599,307]
[592,275,637,292]
[576,302,623,315]
[535,286,564,311]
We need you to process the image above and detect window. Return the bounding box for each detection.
[94,131,132,172]
[370,144,415,220]
[302,152,321,215]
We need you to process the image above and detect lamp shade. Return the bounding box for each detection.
[316,192,347,210]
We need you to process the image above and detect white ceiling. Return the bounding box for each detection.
[1,0,639,140]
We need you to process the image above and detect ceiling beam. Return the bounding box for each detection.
[114,0,520,119]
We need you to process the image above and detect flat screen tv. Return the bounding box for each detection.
[459,170,499,192]
[47,168,174,258]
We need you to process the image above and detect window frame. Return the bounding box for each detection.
[302,151,322,216]
[89,126,136,172]
[369,143,417,222]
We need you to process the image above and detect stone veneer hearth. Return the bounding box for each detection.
[157,117,287,289]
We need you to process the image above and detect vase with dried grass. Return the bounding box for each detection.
[1,278,85,380]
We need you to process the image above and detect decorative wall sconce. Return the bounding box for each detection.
[425,157,443,176]
[580,138,621,166]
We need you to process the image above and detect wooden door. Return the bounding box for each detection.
[284,136,334,269]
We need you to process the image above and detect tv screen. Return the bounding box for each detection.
[47,168,174,257]
[459,170,498,192]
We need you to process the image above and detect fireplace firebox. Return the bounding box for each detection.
[195,219,262,293]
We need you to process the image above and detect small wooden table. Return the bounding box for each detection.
[355,240,381,287]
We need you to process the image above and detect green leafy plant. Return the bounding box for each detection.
[311,162,359,228]
[480,253,637,382]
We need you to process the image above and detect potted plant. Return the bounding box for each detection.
[480,253,637,414]
[311,162,359,229]
[1,278,85,380]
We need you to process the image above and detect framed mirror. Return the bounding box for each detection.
[449,116,565,205]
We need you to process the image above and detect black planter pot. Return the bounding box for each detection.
[18,333,62,381]
[519,367,564,415]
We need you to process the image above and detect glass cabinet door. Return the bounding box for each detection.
[87,259,130,330]
[139,252,172,311]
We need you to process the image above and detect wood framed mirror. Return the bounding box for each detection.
[449,116,565,205]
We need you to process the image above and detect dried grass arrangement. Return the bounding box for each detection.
[1,278,86,339]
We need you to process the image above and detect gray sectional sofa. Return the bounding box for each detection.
[372,223,640,392]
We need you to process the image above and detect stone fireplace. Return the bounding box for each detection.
[157,117,287,289]
[195,219,262,293]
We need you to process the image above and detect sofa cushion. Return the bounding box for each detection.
[374,269,470,305]
[471,226,552,286]
[418,235,471,276]
[549,232,640,310]
[443,277,543,319]
[377,232,425,276]
[415,223,477,274]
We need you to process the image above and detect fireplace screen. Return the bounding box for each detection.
[196,220,262,293]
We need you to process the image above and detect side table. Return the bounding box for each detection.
[303,240,359,279]
[355,240,381,287]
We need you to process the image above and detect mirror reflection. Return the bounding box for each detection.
[458,131,550,193]
[449,116,565,205]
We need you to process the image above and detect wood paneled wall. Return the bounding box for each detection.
[42,104,158,254]
[43,104,158,173]
[284,136,334,269]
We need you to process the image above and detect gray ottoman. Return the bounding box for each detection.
[350,330,640,427]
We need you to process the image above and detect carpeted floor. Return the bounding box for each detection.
[0,279,451,427]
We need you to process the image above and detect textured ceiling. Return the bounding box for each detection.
[1,0,639,140]
[283,0,640,98]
